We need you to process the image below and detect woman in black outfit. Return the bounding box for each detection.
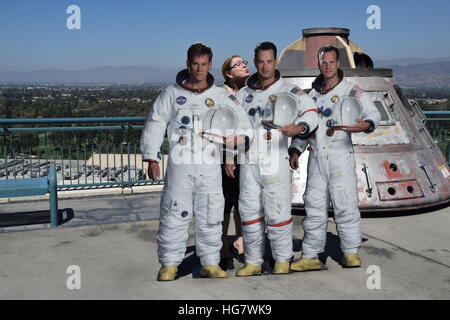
[219,55,250,270]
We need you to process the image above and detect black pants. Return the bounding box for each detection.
[221,164,240,214]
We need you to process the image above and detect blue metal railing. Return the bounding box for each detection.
[1,112,448,190]
[423,111,450,163]
[0,117,165,190]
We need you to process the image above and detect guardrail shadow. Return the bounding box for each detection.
[0,208,74,228]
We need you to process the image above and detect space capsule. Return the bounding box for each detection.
[277,27,450,212]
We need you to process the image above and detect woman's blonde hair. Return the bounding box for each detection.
[221,55,241,89]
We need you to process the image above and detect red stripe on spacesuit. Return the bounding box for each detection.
[242,217,265,226]
[301,108,318,116]
[267,218,293,227]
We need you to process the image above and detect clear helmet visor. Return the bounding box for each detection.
[262,93,298,129]
[202,105,237,144]
[340,96,362,127]
[327,96,363,128]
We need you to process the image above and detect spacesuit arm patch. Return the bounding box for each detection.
[290,86,305,96]
[228,94,241,106]
[349,85,365,98]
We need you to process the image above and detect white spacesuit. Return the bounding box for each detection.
[140,69,252,275]
[236,71,318,271]
[290,73,381,264]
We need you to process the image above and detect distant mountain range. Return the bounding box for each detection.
[374,57,450,88]
[0,66,181,85]
[1,58,450,88]
[374,57,450,89]
[385,61,450,88]
[0,66,228,86]
[375,57,450,67]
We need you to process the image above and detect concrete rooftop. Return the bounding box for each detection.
[0,189,449,300]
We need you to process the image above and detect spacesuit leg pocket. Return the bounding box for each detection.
[330,185,348,213]
[262,190,281,224]
[207,192,225,225]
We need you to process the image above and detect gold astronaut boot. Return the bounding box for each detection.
[157,266,178,281]
[236,264,262,277]
[199,265,228,278]
[290,258,323,272]
[342,253,362,268]
[273,261,290,274]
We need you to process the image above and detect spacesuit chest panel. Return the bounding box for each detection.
[242,88,289,173]
[312,83,351,144]
[169,93,213,153]
[241,91,269,129]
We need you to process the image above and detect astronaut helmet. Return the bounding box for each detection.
[201,105,238,144]
[326,95,362,129]
[261,93,298,129]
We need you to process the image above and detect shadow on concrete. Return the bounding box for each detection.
[0,208,74,228]
[293,232,369,267]
[165,231,372,277]
[319,233,343,266]
[177,245,201,279]
[175,235,278,278]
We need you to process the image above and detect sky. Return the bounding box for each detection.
[0,0,449,72]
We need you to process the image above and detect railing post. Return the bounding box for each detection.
[48,165,59,227]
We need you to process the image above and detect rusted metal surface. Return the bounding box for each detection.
[303,28,350,68]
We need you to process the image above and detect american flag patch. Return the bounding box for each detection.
[350,85,365,98]
[228,94,240,105]
[290,86,305,96]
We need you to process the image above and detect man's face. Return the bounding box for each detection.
[254,49,277,81]
[187,54,212,82]
[318,51,340,80]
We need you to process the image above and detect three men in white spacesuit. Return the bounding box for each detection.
[234,42,319,276]
[289,46,381,271]
[140,43,252,281]
[141,42,378,280]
